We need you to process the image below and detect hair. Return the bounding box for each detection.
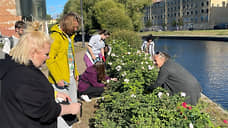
[146,34,154,42]
[93,61,106,82]
[104,44,110,58]
[60,12,81,35]
[156,51,170,61]
[10,22,52,65]
[15,20,26,29]
[98,30,110,36]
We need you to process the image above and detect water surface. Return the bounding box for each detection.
[155,39,228,110]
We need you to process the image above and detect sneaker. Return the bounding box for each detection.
[80,95,91,102]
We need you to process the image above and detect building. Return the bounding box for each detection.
[144,0,228,30]
[0,0,46,37]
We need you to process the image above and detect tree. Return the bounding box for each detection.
[114,0,152,31]
[145,19,152,28]
[171,20,177,27]
[63,0,99,32]
[46,14,52,21]
[93,0,133,31]
[63,0,152,32]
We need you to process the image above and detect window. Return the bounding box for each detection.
[201,16,204,22]
[201,2,204,7]
[205,16,208,22]
[201,9,204,13]
[187,12,189,15]
[195,17,198,23]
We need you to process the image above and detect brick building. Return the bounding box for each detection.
[0,0,46,37]
[0,0,21,37]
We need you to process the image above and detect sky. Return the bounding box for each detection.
[46,0,68,19]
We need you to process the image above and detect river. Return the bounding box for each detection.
[155,39,228,110]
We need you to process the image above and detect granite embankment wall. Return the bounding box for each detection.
[155,35,228,41]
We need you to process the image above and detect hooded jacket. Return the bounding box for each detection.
[46,24,79,84]
[0,58,61,128]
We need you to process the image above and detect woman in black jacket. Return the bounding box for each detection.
[0,24,80,128]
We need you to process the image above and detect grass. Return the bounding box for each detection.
[139,29,228,37]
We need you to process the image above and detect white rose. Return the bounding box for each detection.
[116,65,122,71]
[108,62,112,65]
[158,92,163,98]
[181,92,186,97]
[124,79,129,83]
[189,123,194,128]
[131,94,136,98]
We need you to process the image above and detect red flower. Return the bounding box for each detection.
[182,102,187,108]
[187,106,192,110]
[224,120,228,124]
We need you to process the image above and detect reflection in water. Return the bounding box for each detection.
[155,39,228,110]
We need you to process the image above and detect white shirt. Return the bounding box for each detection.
[2,36,19,54]
[88,34,105,57]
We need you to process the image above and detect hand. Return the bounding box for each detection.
[92,55,96,60]
[56,92,72,102]
[111,78,118,81]
[70,103,81,115]
[76,75,79,81]
[57,80,65,87]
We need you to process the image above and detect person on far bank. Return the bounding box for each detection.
[46,12,81,103]
[78,61,117,102]
[84,30,110,67]
[148,51,202,105]
[2,20,26,58]
[141,34,155,58]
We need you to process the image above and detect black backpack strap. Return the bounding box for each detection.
[50,30,66,40]
[8,36,14,49]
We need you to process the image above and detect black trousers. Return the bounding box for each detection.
[78,85,104,98]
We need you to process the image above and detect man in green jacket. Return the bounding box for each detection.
[46,12,80,103]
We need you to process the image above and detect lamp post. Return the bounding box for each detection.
[80,0,85,47]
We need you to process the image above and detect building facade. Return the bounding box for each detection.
[0,0,21,36]
[0,0,46,37]
[144,0,228,30]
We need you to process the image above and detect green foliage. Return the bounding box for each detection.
[89,40,215,128]
[145,19,152,28]
[63,0,99,31]
[171,20,177,27]
[114,0,151,31]
[93,0,133,31]
[63,0,151,32]
[46,14,52,20]
[107,30,142,49]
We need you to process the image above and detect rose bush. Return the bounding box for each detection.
[90,40,214,128]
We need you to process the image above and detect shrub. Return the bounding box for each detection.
[90,40,215,128]
[107,29,142,49]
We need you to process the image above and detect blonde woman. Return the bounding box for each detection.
[0,24,80,128]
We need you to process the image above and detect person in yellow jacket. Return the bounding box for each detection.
[46,12,80,104]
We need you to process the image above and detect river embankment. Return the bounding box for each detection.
[154,35,228,41]
[140,29,228,41]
